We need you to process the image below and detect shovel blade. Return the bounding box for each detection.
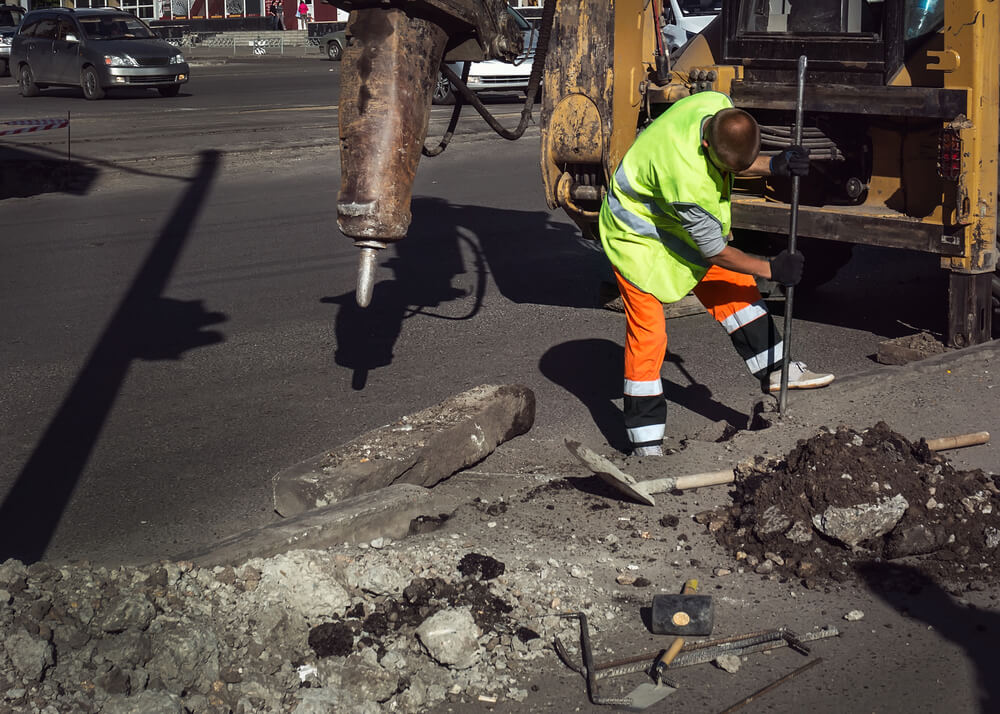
[564,438,656,506]
[623,682,678,711]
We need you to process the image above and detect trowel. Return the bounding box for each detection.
[621,636,685,710]
[565,439,733,506]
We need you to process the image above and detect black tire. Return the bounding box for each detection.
[326,40,342,61]
[157,84,181,97]
[18,63,39,97]
[431,71,455,105]
[81,66,105,100]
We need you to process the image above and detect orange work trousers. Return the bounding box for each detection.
[615,265,782,448]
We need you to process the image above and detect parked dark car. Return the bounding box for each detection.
[10,7,189,100]
[0,4,25,77]
[321,29,345,61]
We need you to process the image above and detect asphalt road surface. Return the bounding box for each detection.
[0,58,959,565]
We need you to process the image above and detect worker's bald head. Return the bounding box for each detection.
[702,107,760,173]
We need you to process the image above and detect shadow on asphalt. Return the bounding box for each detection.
[0,144,99,200]
[323,195,608,390]
[768,245,949,344]
[662,352,750,432]
[857,561,1000,712]
[0,150,227,564]
[540,338,628,452]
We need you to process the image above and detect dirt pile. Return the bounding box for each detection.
[708,422,1000,585]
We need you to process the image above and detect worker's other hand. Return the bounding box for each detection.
[769,249,804,286]
[769,146,811,177]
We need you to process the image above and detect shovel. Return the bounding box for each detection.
[565,439,733,506]
[621,636,685,711]
[565,431,988,507]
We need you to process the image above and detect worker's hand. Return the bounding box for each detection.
[769,249,804,286]
[769,146,811,177]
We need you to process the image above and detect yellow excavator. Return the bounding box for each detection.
[329,0,997,347]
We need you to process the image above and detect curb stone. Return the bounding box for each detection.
[273,384,535,517]
[180,483,455,566]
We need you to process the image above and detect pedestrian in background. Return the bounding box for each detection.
[268,0,283,30]
[297,0,309,28]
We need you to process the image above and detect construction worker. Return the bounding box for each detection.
[599,90,834,456]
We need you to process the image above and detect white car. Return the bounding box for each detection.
[662,0,721,56]
[432,6,536,105]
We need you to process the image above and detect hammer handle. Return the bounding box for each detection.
[926,431,990,451]
[645,470,734,494]
[653,637,686,682]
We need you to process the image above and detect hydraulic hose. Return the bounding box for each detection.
[436,0,556,142]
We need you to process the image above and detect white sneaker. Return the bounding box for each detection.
[768,361,835,392]
[633,444,664,457]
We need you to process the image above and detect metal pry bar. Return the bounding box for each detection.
[595,627,839,680]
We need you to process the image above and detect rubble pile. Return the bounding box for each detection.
[709,422,1000,584]
[0,538,609,714]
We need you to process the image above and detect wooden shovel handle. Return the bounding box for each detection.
[926,431,990,451]
[673,470,735,491]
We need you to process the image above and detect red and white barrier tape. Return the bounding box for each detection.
[0,118,70,136]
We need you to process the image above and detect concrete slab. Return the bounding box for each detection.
[182,484,454,566]
[273,384,535,517]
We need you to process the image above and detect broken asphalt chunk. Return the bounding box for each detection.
[273,384,535,516]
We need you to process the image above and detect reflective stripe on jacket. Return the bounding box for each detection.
[599,91,735,304]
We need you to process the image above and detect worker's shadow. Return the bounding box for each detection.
[539,338,629,452]
[662,352,749,433]
[324,196,608,390]
[857,562,1000,710]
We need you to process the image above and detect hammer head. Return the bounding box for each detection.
[651,593,714,636]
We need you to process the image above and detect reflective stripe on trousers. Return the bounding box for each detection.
[614,265,782,448]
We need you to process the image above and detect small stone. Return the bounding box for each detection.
[616,574,637,586]
[784,521,814,545]
[415,608,481,670]
[844,610,865,622]
[569,566,587,579]
[764,552,785,566]
[693,510,715,525]
[926,498,938,510]
[757,505,793,537]
[714,654,741,673]
[985,528,1000,550]
[713,568,732,577]
[795,560,817,578]
[754,560,774,575]
[550,597,561,610]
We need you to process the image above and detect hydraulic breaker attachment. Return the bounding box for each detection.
[332,0,521,306]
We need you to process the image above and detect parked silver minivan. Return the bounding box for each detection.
[11,7,189,100]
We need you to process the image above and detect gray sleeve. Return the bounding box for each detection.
[672,202,727,258]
